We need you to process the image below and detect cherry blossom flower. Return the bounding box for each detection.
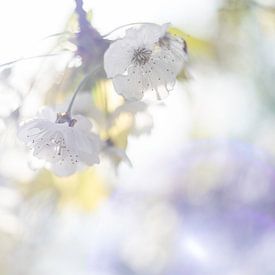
[18,107,100,176]
[104,23,188,101]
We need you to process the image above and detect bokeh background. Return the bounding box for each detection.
[1,0,275,274]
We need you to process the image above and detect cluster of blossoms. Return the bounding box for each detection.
[18,23,188,176]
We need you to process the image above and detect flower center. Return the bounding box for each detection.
[132,47,152,65]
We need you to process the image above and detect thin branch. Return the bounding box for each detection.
[0,51,69,68]
[66,66,100,115]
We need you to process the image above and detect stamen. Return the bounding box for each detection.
[132,48,152,65]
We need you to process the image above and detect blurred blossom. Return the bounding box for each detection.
[0,68,22,119]
[0,185,22,236]
[166,140,275,274]
[172,140,275,204]
[0,121,37,182]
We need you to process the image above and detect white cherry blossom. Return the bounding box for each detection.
[104,23,188,101]
[18,107,100,177]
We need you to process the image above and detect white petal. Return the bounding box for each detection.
[104,38,135,78]
[63,129,100,166]
[137,46,185,99]
[18,119,53,145]
[112,66,144,101]
[18,120,41,143]
[32,130,57,160]
[50,159,77,177]
[127,23,169,46]
[37,106,57,122]
[75,132,100,165]
[73,114,93,131]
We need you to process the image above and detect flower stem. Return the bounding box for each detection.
[102,22,155,38]
[66,66,100,116]
[102,22,192,39]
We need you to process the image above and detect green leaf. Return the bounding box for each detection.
[169,27,215,58]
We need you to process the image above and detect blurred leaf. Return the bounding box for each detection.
[20,164,108,211]
[92,81,134,148]
[177,68,192,81]
[20,170,56,198]
[53,168,109,211]
[169,27,215,58]
[109,113,133,148]
[65,12,79,33]
[92,80,123,114]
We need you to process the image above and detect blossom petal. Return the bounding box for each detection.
[104,38,135,78]
[75,132,100,165]
[126,23,170,46]
[137,44,185,99]
[37,106,57,121]
[63,129,100,166]
[18,119,53,144]
[50,159,77,177]
[73,114,93,131]
[112,66,144,101]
